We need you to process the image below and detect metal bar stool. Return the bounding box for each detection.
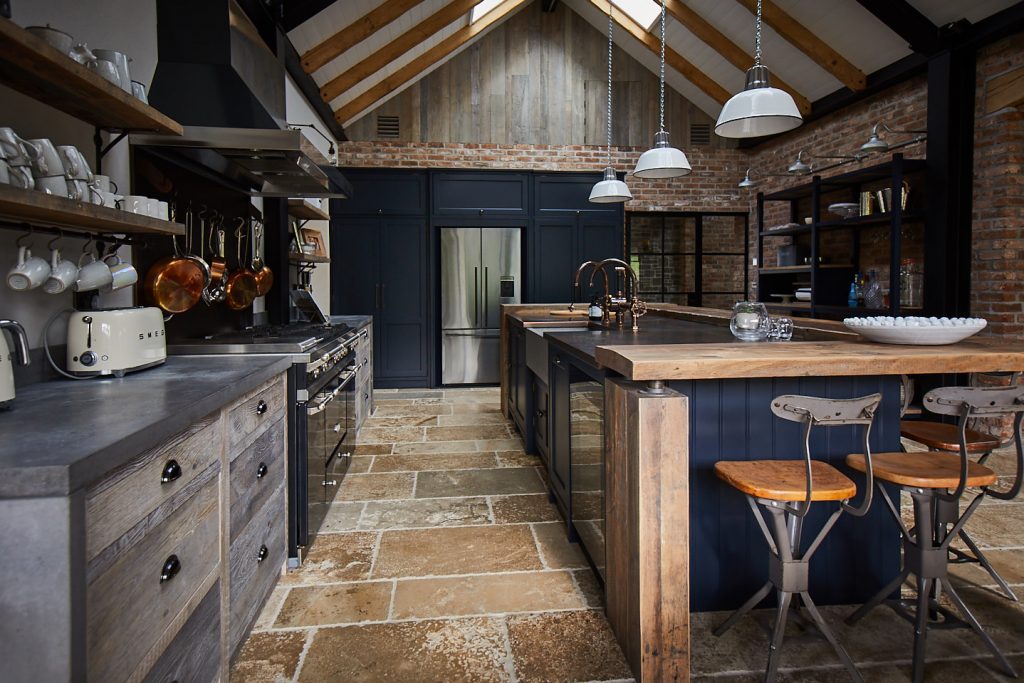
[899,373,1023,601]
[846,385,1024,683]
[713,393,882,683]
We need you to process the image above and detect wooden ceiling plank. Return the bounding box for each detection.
[854,0,941,56]
[320,0,481,103]
[734,0,867,91]
[663,0,810,114]
[587,0,730,106]
[302,0,428,73]
[336,0,532,124]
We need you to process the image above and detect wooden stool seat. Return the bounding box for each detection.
[846,451,998,489]
[714,460,857,502]
[900,420,1001,453]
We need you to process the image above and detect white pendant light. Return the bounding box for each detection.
[633,0,690,179]
[715,0,802,139]
[591,2,632,204]
[738,168,758,189]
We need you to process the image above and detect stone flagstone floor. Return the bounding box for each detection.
[231,387,1024,682]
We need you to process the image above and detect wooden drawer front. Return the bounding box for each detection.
[141,581,221,683]
[86,412,221,562]
[228,374,286,454]
[230,417,285,542]
[356,379,372,429]
[87,475,221,683]
[229,485,286,657]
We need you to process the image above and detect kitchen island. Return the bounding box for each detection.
[502,304,1024,682]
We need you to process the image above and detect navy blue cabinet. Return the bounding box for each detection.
[332,170,427,216]
[432,171,529,217]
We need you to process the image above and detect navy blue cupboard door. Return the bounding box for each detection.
[532,218,576,303]
[331,170,426,216]
[431,171,529,217]
[378,218,428,382]
[578,214,623,301]
[533,173,618,214]
[330,217,378,316]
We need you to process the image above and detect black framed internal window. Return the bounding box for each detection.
[627,211,748,308]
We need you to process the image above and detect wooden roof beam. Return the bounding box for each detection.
[320,0,480,103]
[585,0,731,106]
[662,0,810,114]
[302,0,428,73]
[335,0,532,125]
[734,0,867,91]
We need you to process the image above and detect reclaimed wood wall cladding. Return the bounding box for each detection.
[344,3,725,148]
[605,379,690,682]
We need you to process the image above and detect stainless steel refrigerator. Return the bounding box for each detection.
[441,227,521,384]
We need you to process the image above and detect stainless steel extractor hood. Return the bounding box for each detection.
[130,127,352,198]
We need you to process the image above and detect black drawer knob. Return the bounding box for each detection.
[256,462,268,479]
[160,555,181,583]
[257,544,268,563]
[160,460,182,484]
[255,400,268,415]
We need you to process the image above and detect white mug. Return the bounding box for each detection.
[0,128,36,166]
[88,58,121,87]
[144,197,161,217]
[57,145,92,181]
[0,159,8,185]
[43,248,79,294]
[25,139,63,178]
[93,50,131,91]
[36,175,71,197]
[98,190,121,208]
[7,245,51,291]
[157,201,169,221]
[120,195,148,214]
[7,164,34,190]
[130,81,148,103]
[93,174,115,193]
[103,254,138,291]
[73,252,112,292]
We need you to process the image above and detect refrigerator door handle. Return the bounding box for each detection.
[474,266,479,328]
[443,330,500,337]
[484,267,489,328]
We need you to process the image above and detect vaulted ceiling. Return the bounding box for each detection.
[286,0,1021,131]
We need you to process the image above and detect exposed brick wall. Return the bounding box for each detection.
[972,32,1024,338]
[336,141,750,213]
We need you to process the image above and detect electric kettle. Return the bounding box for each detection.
[1,319,30,408]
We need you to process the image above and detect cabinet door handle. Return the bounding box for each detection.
[257,544,268,563]
[255,399,268,415]
[364,392,369,400]
[160,459,182,484]
[256,462,268,479]
[360,329,368,339]
[160,555,181,583]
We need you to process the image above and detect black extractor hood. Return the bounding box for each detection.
[140,0,350,199]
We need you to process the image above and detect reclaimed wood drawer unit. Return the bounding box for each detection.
[74,372,288,683]
[354,323,374,429]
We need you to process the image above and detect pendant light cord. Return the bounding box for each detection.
[659,0,666,133]
[754,0,762,67]
[606,2,614,166]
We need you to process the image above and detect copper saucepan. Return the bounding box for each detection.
[225,219,258,310]
[144,235,204,313]
[252,218,273,296]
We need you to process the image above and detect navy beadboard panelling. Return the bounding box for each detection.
[674,375,902,612]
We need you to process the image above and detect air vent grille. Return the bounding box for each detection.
[377,115,400,139]
[689,122,711,146]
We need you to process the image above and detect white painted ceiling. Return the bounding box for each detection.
[289,0,1020,129]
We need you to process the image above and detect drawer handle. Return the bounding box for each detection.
[255,400,268,415]
[257,544,268,563]
[160,555,181,583]
[333,423,341,433]
[364,392,369,400]
[256,462,268,479]
[160,460,182,484]
[360,329,368,339]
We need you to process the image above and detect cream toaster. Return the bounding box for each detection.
[66,307,167,377]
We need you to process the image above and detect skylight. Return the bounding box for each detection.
[611,0,660,31]
[470,0,503,23]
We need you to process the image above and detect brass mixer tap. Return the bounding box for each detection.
[568,260,609,313]
[587,258,647,331]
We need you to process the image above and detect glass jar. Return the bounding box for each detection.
[730,301,770,341]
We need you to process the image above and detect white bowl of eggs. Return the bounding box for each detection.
[843,316,987,345]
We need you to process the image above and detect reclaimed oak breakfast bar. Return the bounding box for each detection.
[501,303,1024,682]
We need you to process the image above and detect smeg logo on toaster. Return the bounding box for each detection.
[138,330,166,340]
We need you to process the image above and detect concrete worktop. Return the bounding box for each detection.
[0,355,293,498]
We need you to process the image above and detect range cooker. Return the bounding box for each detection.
[169,320,362,564]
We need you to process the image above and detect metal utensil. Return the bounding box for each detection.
[251,218,273,296]
[225,218,258,310]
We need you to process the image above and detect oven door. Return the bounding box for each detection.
[324,363,357,489]
[304,386,336,540]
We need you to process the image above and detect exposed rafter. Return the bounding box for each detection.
[320,0,481,104]
[734,0,867,91]
[855,0,941,55]
[585,0,731,106]
[662,0,810,114]
[335,0,533,125]
[302,0,428,73]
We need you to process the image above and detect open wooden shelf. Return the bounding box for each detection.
[287,199,330,221]
[289,253,330,264]
[0,184,184,236]
[817,209,926,230]
[0,18,182,135]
